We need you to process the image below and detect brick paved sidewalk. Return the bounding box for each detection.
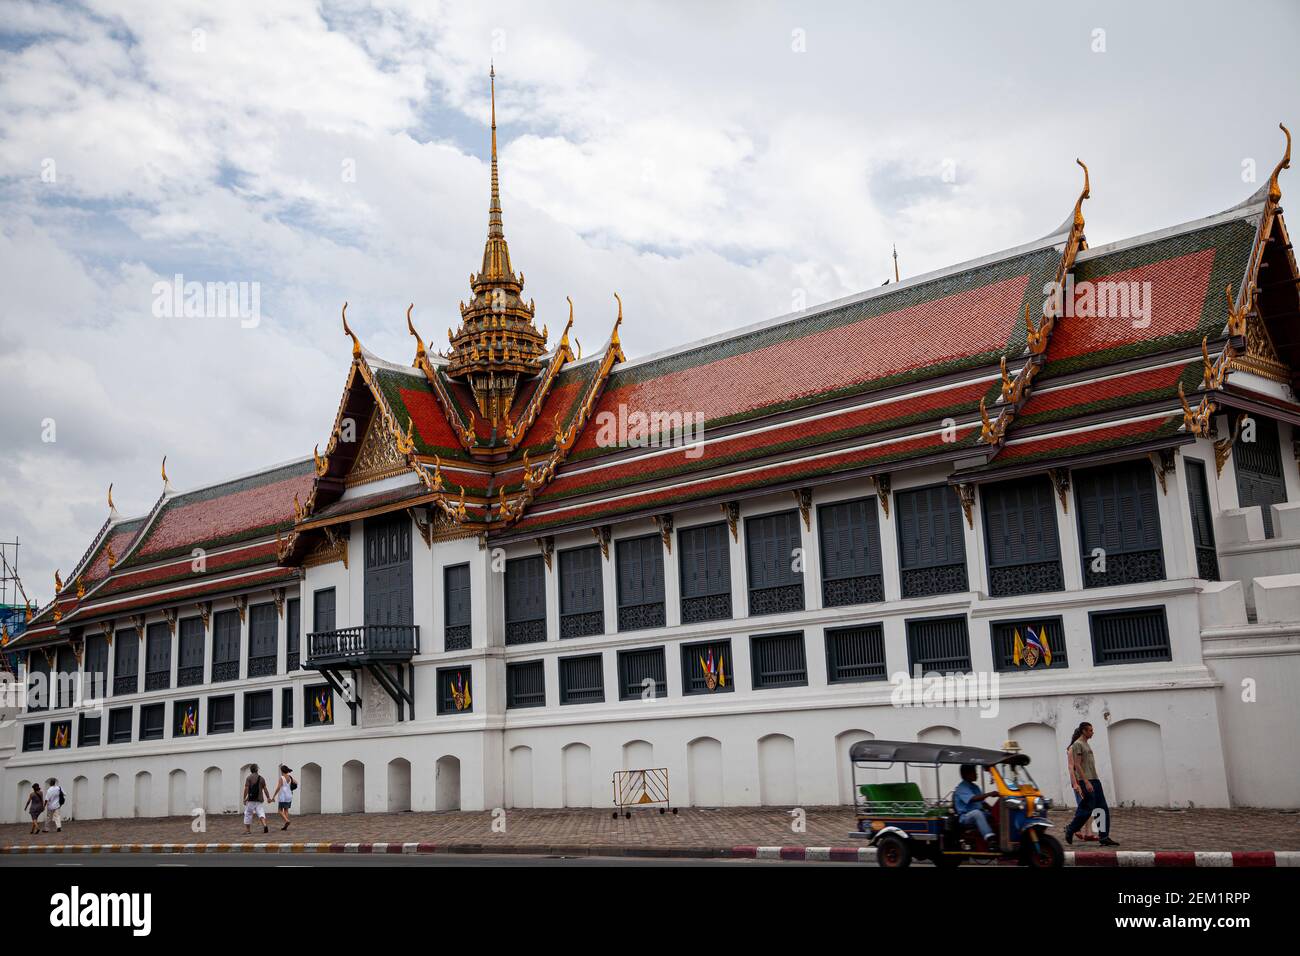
[3,805,1297,852]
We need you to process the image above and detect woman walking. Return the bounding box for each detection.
[274,765,295,831]
[23,782,44,835]
[1066,725,1097,842]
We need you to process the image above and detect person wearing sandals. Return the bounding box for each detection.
[274,765,295,831]
[23,782,43,835]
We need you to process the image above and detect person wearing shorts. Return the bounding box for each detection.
[274,765,295,831]
[242,763,271,834]
[23,782,44,835]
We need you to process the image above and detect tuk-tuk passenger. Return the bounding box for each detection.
[953,764,994,840]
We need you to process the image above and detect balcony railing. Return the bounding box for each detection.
[306,624,419,665]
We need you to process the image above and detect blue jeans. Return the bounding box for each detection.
[959,807,993,839]
[1066,779,1110,840]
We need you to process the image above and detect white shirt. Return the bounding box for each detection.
[45,785,62,810]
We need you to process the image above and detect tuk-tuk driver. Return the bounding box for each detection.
[953,764,995,840]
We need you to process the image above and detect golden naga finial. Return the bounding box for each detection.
[24,600,32,623]
[54,569,63,593]
[342,302,361,358]
[1201,337,1214,388]
[610,292,624,355]
[161,455,169,487]
[1268,123,1291,204]
[431,454,444,490]
[456,485,467,520]
[106,540,118,570]
[396,416,415,455]
[406,303,426,362]
[559,297,575,354]
[293,492,303,521]
[1178,382,1216,437]
[1224,281,1256,338]
[107,482,115,513]
[1072,158,1090,228]
[998,356,1014,402]
[75,576,84,600]
[497,486,511,519]
[1024,303,1050,355]
[313,443,328,476]
[978,397,996,444]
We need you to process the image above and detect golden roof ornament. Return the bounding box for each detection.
[106,540,118,570]
[342,302,361,358]
[75,576,84,599]
[406,303,426,362]
[54,569,63,593]
[1268,123,1291,204]
[107,482,120,520]
[161,456,172,493]
[313,443,328,476]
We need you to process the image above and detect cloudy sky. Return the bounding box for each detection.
[1,0,1297,605]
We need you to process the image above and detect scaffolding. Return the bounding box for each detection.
[0,536,30,673]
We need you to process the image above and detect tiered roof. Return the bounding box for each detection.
[12,105,1297,656]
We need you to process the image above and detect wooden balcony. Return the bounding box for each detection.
[305,624,419,667]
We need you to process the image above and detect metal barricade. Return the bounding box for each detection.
[611,767,678,818]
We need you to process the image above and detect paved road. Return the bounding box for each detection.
[0,852,850,867]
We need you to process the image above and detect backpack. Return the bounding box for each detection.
[289,776,298,792]
[58,788,66,807]
[246,775,263,802]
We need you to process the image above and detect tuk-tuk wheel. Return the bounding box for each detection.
[875,834,912,869]
[1021,833,1065,868]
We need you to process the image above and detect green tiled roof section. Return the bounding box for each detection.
[604,245,1061,393]
[1041,217,1256,378]
[515,358,604,457]
[371,367,469,458]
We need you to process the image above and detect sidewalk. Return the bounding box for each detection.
[3,805,1298,856]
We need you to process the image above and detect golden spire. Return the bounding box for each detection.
[1269,123,1291,204]
[342,302,361,358]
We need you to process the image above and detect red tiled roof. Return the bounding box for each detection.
[1016,362,1196,427]
[78,567,300,619]
[994,416,1183,466]
[89,540,280,600]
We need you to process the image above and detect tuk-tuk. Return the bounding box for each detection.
[850,739,1063,868]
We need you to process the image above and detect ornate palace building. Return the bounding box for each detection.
[4,86,1299,818]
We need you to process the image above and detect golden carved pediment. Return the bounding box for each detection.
[346,411,409,487]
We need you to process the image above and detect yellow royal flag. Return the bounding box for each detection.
[1012,628,1024,665]
[1040,626,1052,667]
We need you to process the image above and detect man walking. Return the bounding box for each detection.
[242,764,271,835]
[1064,722,1119,847]
[43,777,64,833]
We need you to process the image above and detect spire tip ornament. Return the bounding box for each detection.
[342,302,361,358]
[1268,123,1291,204]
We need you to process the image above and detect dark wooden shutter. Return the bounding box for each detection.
[1090,607,1171,665]
[178,618,204,686]
[745,510,804,615]
[905,616,972,673]
[616,535,665,631]
[982,477,1063,596]
[506,660,546,708]
[1185,458,1219,580]
[506,555,547,644]
[559,545,603,638]
[286,598,300,671]
[364,514,413,627]
[559,654,605,704]
[1234,416,1286,538]
[618,646,668,700]
[444,563,472,650]
[818,498,884,607]
[679,522,732,623]
[1075,460,1164,587]
[313,588,336,632]
[750,632,808,688]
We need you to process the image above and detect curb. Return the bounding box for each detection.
[2,843,1298,865]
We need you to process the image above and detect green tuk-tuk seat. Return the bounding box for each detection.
[858,782,947,817]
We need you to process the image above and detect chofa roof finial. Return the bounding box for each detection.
[406,303,426,362]
[1269,123,1291,204]
[342,302,361,358]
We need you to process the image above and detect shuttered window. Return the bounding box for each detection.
[818,497,884,607]
[304,685,334,726]
[1234,416,1286,538]
[905,616,972,674]
[178,618,204,687]
[108,706,133,743]
[23,724,43,751]
[1074,460,1164,588]
[84,635,109,700]
[312,588,336,632]
[1185,459,1219,581]
[444,564,472,650]
[79,714,100,747]
[286,598,301,672]
[282,688,294,728]
[145,622,171,691]
[990,617,1068,672]
[55,645,77,708]
[745,510,805,615]
[616,535,666,631]
[678,522,732,623]
[680,639,734,695]
[506,660,546,709]
[113,628,139,695]
[1090,606,1172,665]
[558,654,605,704]
[618,646,667,700]
[559,545,604,638]
[825,624,887,683]
[248,604,277,677]
[212,610,240,682]
[896,485,969,598]
[141,702,165,740]
[207,695,235,734]
[26,652,48,710]
[505,555,547,644]
[981,476,1064,597]
[750,632,808,689]
[243,690,273,730]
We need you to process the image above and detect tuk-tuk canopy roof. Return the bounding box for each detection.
[849,739,1029,767]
